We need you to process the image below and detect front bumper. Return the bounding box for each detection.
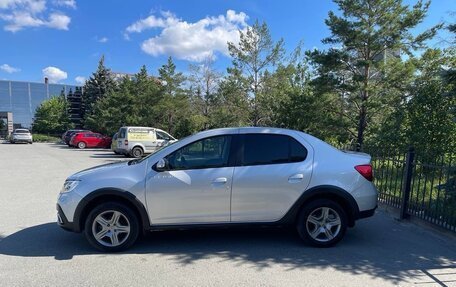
[57,204,76,232]
[56,191,83,232]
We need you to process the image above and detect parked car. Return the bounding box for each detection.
[116,126,177,158]
[62,129,91,145]
[57,127,378,252]
[10,129,33,144]
[69,132,112,149]
[111,132,120,154]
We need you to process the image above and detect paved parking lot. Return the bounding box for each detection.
[0,142,455,286]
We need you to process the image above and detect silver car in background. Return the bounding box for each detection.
[10,129,33,144]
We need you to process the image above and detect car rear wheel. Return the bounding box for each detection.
[297,199,347,247]
[84,202,139,252]
[131,146,144,158]
[77,142,86,149]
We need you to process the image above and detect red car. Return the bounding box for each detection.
[69,132,112,149]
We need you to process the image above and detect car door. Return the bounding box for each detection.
[146,135,234,225]
[85,133,96,147]
[231,133,313,222]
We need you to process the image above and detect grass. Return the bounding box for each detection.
[32,134,61,143]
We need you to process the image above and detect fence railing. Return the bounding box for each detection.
[340,145,456,232]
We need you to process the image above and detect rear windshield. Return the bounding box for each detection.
[119,128,126,139]
[14,130,30,134]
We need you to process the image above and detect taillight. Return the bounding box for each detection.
[355,164,373,181]
[124,140,128,146]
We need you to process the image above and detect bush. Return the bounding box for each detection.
[32,134,61,143]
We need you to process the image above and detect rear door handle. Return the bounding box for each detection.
[288,173,304,183]
[212,177,228,184]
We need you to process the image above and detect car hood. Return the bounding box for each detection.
[68,160,130,180]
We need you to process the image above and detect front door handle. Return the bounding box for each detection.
[288,173,304,183]
[212,177,228,184]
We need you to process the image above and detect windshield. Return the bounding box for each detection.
[136,134,190,163]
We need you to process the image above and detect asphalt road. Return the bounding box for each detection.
[0,142,455,286]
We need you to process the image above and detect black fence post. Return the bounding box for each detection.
[400,146,415,220]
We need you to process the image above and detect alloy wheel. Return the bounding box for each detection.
[92,210,131,247]
[306,207,341,242]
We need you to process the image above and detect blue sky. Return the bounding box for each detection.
[0,0,454,85]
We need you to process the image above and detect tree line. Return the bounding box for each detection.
[33,0,455,157]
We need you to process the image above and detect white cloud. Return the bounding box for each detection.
[53,0,75,9]
[74,76,85,84]
[97,36,108,43]
[125,10,249,62]
[0,63,20,73]
[0,0,73,32]
[46,12,70,29]
[42,66,67,83]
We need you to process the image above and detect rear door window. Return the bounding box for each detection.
[241,134,307,166]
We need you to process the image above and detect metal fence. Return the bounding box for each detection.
[341,145,456,232]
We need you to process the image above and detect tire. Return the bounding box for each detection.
[77,142,86,149]
[131,146,144,158]
[84,202,140,252]
[296,199,347,247]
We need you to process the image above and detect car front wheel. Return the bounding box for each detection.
[297,199,347,247]
[84,202,139,252]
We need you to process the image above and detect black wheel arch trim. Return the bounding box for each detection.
[277,185,360,227]
[72,188,150,233]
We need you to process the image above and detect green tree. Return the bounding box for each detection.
[86,76,136,135]
[210,67,250,128]
[406,49,456,157]
[188,56,222,130]
[32,94,73,135]
[310,0,440,148]
[228,20,284,126]
[269,57,337,141]
[133,65,163,127]
[83,55,117,130]
[156,57,192,137]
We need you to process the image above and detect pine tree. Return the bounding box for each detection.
[228,20,284,126]
[82,55,116,130]
[310,0,441,148]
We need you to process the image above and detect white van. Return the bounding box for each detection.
[116,126,177,158]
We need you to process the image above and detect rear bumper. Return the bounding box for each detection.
[11,138,32,142]
[356,205,377,220]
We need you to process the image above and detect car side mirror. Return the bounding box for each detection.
[155,158,169,172]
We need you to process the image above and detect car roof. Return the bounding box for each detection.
[122,126,153,129]
[194,127,302,137]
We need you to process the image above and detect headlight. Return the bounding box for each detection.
[60,180,80,193]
